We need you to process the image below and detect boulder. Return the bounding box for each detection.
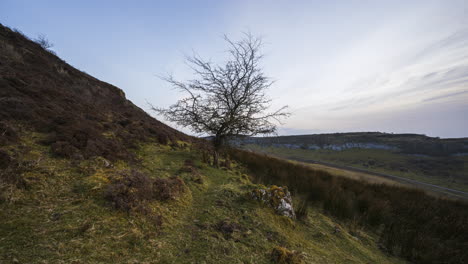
[251,185,296,219]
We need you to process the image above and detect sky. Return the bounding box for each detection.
[2,0,468,138]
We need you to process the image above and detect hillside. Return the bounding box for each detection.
[234,133,468,156]
[236,133,468,192]
[0,25,410,263]
[0,24,190,161]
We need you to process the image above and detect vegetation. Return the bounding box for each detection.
[1,23,466,264]
[0,23,190,163]
[0,132,406,263]
[33,34,53,50]
[239,132,468,156]
[270,246,303,264]
[244,143,468,192]
[229,148,468,264]
[152,33,288,166]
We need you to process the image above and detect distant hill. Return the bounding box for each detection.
[236,132,468,193]
[233,132,468,156]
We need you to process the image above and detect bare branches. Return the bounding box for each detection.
[34,34,53,50]
[153,33,289,149]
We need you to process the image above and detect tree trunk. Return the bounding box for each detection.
[212,149,219,168]
[212,135,223,168]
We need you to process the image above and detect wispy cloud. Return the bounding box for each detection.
[3,0,467,137]
[268,2,468,137]
[326,28,468,113]
[423,90,468,102]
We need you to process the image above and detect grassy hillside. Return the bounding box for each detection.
[1,24,467,264]
[230,149,468,264]
[0,24,408,263]
[0,131,406,263]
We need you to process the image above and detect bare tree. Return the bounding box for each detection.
[34,34,54,50]
[152,33,289,166]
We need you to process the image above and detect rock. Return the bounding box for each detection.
[102,158,111,168]
[251,185,296,219]
[95,156,112,168]
[333,225,341,234]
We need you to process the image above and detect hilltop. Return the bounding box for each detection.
[1,24,467,264]
[234,132,468,156]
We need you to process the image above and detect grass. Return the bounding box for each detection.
[229,148,468,264]
[244,144,468,192]
[0,132,406,263]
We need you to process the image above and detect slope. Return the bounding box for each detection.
[0,24,406,263]
[0,131,405,263]
[0,23,190,161]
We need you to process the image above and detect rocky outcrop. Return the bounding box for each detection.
[251,185,296,219]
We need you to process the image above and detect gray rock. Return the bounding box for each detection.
[251,186,296,219]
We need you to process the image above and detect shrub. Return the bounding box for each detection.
[0,150,11,170]
[229,148,468,264]
[153,176,185,201]
[220,157,231,169]
[34,34,53,50]
[323,189,356,220]
[104,170,154,212]
[0,121,19,145]
[270,246,303,264]
[295,199,309,221]
[180,160,204,184]
[51,141,81,159]
[104,170,186,212]
[0,150,30,189]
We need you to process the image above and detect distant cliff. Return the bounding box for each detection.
[232,132,468,156]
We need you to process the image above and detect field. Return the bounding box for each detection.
[243,144,468,192]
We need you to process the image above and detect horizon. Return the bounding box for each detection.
[2,0,468,138]
[207,131,468,140]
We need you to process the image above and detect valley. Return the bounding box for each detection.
[236,133,468,194]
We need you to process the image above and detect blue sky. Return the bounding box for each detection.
[2,0,468,138]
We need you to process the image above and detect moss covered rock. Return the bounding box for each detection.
[251,185,296,219]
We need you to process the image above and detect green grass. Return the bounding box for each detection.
[1,133,406,263]
[244,144,468,192]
